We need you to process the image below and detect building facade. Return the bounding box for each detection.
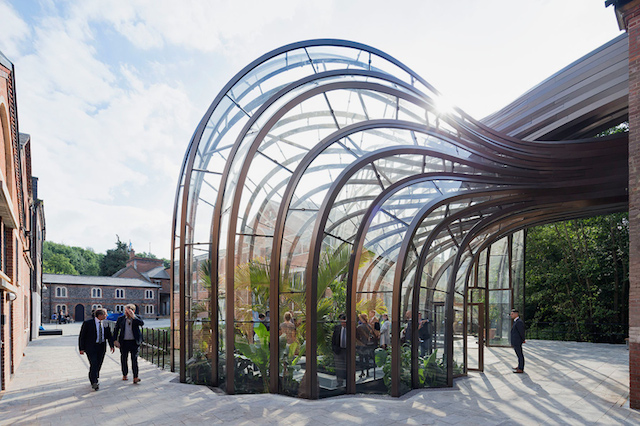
[113,249,170,316]
[0,51,45,391]
[42,274,161,322]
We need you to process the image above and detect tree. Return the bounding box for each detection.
[136,252,157,259]
[525,212,629,342]
[44,252,78,275]
[43,241,102,275]
[99,236,130,276]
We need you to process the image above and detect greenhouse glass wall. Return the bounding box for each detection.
[170,40,628,398]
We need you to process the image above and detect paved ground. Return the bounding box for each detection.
[1,322,639,425]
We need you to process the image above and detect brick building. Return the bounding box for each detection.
[608,0,640,409]
[42,274,161,321]
[113,249,170,316]
[0,50,46,391]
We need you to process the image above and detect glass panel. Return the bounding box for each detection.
[185,244,213,385]
[488,289,511,346]
[512,231,525,313]
[279,299,304,397]
[467,304,480,370]
[488,237,509,290]
[354,291,389,394]
[315,240,349,398]
[452,292,464,378]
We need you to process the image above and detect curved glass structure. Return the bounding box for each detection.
[171,39,628,398]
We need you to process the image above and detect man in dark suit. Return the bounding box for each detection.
[79,308,114,390]
[331,313,347,387]
[510,309,526,373]
[113,304,144,383]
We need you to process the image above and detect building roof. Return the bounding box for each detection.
[144,266,169,280]
[43,273,161,288]
[0,49,12,70]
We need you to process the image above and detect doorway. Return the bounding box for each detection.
[466,302,484,371]
[74,304,85,322]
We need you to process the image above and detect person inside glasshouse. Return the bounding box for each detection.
[331,313,348,387]
[279,311,296,344]
[356,313,377,378]
[418,313,432,356]
[379,313,390,349]
[368,310,381,341]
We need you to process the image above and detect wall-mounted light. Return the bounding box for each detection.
[6,292,17,301]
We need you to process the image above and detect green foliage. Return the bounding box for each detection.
[234,323,270,392]
[44,252,78,275]
[136,251,157,259]
[185,350,212,385]
[99,236,130,276]
[43,239,167,277]
[525,213,629,341]
[43,241,102,275]
[375,347,448,394]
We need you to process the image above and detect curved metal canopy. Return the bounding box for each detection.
[171,38,628,398]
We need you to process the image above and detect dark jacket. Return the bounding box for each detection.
[510,318,526,346]
[79,318,114,353]
[332,324,346,354]
[113,315,145,346]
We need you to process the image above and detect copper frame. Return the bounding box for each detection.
[171,39,629,398]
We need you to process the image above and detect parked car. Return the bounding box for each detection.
[104,312,123,330]
[107,312,124,321]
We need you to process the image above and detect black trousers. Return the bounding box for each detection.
[86,345,107,385]
[513,344,525,370]
[120,340,140,378]
[334,348,346,384]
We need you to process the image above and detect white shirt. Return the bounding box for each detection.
[94,317,104,343]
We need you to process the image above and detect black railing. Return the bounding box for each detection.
[525,321,627,344]
[140,327,170,369]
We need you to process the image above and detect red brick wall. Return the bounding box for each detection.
[624,1,640,410]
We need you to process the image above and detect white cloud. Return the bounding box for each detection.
[0,1,30,58]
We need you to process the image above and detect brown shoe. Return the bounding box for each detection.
[122,376,128,381]
[514,369,523,373]
[133,377,141,384]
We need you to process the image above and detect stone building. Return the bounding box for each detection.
[113,249,170,316]
[42,274,161,322]
[0,50,45,391]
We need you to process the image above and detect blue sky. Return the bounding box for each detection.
[0,0,622,259]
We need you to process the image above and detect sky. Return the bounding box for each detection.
[0,0,623,260]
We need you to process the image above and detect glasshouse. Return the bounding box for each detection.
[171,39,628,398]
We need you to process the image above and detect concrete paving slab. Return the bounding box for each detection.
[1,325,640,425]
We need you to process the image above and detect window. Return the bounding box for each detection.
[145,289,154,299]
[55,287,67,298]
[91,288,102,298]
[115,288,125,299]
[144,305,154,315]
[115,304,125,313]
[91,304,102,311]
[55,304,67,315]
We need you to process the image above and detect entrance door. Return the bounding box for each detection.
[75,304,85,322]
[467,303,484,371]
